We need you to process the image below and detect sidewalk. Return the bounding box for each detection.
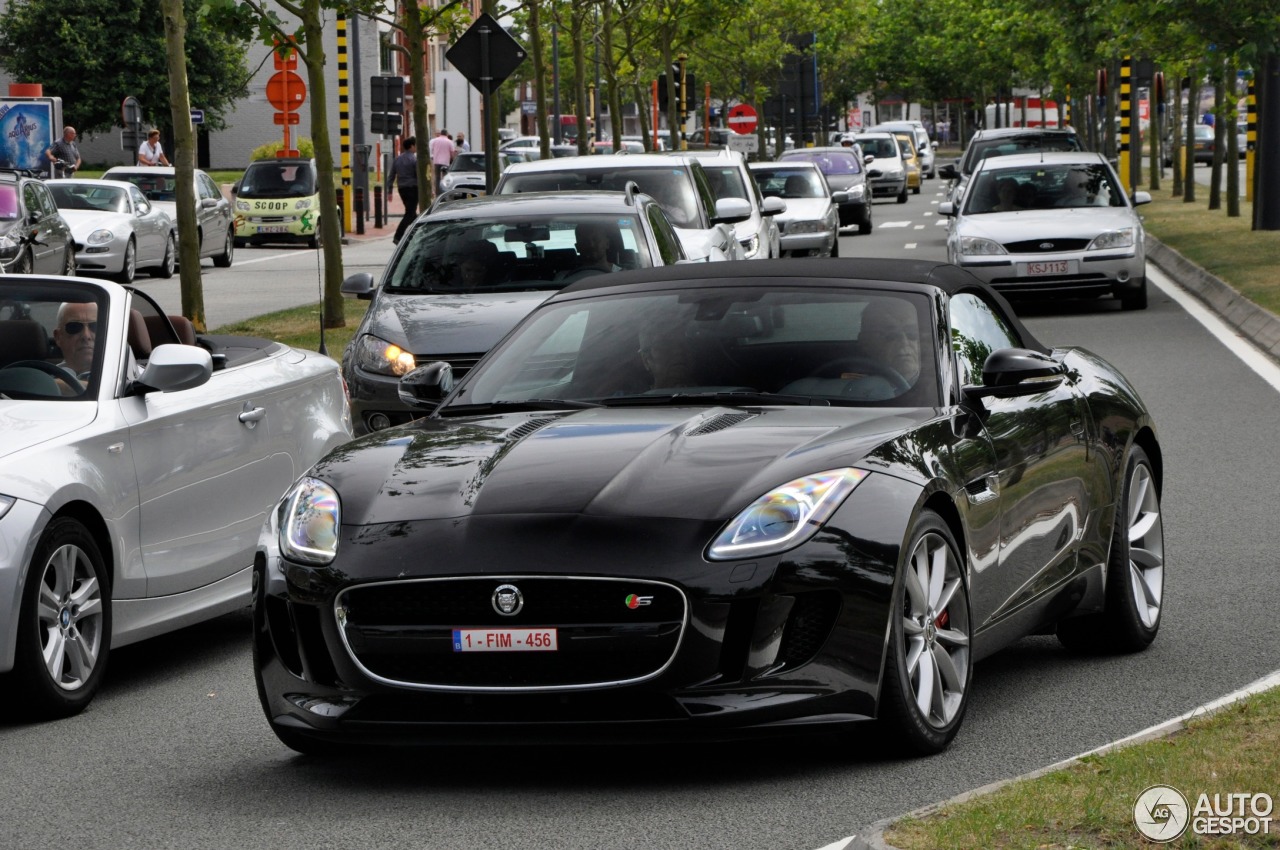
[340,183,407,243]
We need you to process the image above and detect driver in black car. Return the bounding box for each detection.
[858,297,921,386]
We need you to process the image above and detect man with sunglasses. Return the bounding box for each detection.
[53,301,98,390]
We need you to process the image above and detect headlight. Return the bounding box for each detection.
[847,184,866,198]
[958,236,1007,256]
[789,220,828,234]
[235,200,250,211]
[885,168,904,179]
[295,198,313,210]
[279,477,340,565]
[87,229,114,245]
[707,468,868,560]
[1087,228,1135,250]
[352,333,416,377]
[740,235,760,257]
[0,231,19,258]
[0,494,15,521]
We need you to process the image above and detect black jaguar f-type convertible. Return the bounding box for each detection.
[254,258,1165,756]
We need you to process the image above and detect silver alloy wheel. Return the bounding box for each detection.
[120,240,136,282]
[1126,461,1164,629]
[36,542,105,691]
[902,530,970,728]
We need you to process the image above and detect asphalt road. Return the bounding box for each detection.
[3,187,1278,850]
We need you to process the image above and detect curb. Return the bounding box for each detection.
[1146,235,1280,363]
[838,669,1280,850]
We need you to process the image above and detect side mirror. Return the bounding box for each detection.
[200,197,219,209]
[938,201,956,216]
[341,272,377,300]
[964,348,1066,400]
[863,154,876,164]
[132,344,213,395]
[398,361,453,408]
[832,191,850,205]
[1131,190,1152,206]
[711,197,752,224]
[760,196,786,216]
[231,182,239,195]
[938,163,958,180]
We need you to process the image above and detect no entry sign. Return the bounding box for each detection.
[727,103,758,135]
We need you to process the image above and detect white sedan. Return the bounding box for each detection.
[101,167,236,269]
[0,275,352,719]
[939,151,1151,310]
[46,179,176,283]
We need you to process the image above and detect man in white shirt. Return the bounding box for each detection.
[137,130,170,166]
[428,129,456,196]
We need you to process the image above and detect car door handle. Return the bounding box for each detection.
[239,403,266,428]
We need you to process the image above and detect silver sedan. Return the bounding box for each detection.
[749,162,840,257]
[0,275,352,720]
[939,151,1151,310]
[46,179,176,283]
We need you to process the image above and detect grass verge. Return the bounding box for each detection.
[883,686,1280,849]
[210,298,368,358]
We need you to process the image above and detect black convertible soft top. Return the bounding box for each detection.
[558,257,1049,354]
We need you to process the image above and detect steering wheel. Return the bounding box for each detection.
[1,360,83,392]
[808,355,910,394]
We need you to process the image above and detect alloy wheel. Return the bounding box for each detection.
[1126,461,1164,629]
[36,542,105,691]
[901,530,970,729]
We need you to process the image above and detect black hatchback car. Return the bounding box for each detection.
[939,128,1084,207]
[0,169,76,275]
[776,147,872,232]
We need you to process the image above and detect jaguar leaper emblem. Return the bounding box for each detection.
[492,584,523,616]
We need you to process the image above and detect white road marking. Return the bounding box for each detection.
[904,243,918,249]
[936,219,949,226]
[879,221,911,228]
[1149,265,1280,392]
[914,225,925,230]
[923,211,933,216]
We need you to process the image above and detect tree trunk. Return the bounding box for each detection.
[602,0,622,149]
[301,0,345,330]
[1256,51,1280,230]
[1170,70,1183,197]
[1209,72,1223,210]
[160,0,205,331]
[570,3,588,155]
[402,0,432,206]
[1226,58,1240,217]
[1184,66,1197,203]
[530,0,550,153]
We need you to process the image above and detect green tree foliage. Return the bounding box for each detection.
[0,0,249,134]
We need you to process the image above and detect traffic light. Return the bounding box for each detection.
[370,112,402,136]
[657,71,671,112]
[370,76,404,114]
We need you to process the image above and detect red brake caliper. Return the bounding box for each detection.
[936,609,950,629]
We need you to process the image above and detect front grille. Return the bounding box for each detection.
[990,272,1110,286]
[415,353,484,380]
[337,577,687,689]
[1003,238,1090,253]
[775,592,842,669]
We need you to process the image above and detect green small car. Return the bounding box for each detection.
[232,158,323,248]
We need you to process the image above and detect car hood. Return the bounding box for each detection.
[822,173,865,191]
[365,290,556,355]
[775,198,833,223]
[956,208,1139,240]
[57,209,129,237]
[0,401,96,462]
[321,405,937,525]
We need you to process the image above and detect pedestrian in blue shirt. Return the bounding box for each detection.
[390,137,418,245]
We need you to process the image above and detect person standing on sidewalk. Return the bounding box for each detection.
[429,128,456,197]
[389,137,418,245]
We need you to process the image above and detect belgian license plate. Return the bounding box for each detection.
[1020,260,1074,276]
[258,225,289,234]
[453,628,558,652]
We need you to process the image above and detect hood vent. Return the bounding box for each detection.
[684,412,757,436]
[506,416,559,442]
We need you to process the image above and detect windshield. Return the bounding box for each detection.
[781,150,864,174]
[0,185,17,220]
[499,167,700,228]
[964,162,1124,213]
[965,134,1082,172]
[704,165,749,200]
[109,172,177,201]
[452,153,485,172]
[238,162,316,198]
[853,137,898,160]
[386,212,651,294]
[446,286,939,410]
[48,184,129,213]
[753,168,825,199]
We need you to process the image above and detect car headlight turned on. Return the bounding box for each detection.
[707,468,867,560]
[352,333,416,377]
[1087,228,1135,250]
[279,477,340,565]
[958,236,1008,256]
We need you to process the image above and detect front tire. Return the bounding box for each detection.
[116,239,136,283]
[152,232,176,279]
[61,245,76,276]
[896,186,908,204]
[1057,445,1164,653]
[14,246,33,274]
[1118,278,1147,310]
[6,517,111,720]
[879,511,972,755]
[213,227,234,268]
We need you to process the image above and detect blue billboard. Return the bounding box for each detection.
[0,100,57,172]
